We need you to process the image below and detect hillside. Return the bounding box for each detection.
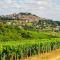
[0,12,60,31]
[0,13,60,60]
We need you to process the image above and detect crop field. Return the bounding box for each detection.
[0,26,60,60]
[0,38,60,60]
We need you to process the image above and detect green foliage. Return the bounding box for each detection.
[0,13,60,60]
[0,39,60,59]
[0,25,60,42]
[0,25,60,59]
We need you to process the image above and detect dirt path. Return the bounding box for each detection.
[25,49,60,60]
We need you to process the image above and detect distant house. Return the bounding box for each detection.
[19,15,40,23]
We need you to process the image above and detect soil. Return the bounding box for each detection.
[24,49,60,60]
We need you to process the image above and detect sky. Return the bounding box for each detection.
[0,0,60,21]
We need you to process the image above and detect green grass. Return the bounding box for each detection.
[0,38,60,59]
[0,25,60,41]
[0,25,60,59]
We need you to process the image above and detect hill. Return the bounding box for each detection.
[0,12,60,60]
[0,12,60,31]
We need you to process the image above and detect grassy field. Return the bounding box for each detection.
[0,26,60,60]
[0,38,60,60]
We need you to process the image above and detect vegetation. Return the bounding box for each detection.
[0,25,59,60]
[0,12,60,31]
[0,25,60,41]
[0,12,60,60]
[0,39,60,60]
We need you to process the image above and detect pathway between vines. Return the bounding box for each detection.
[24,49,60,60]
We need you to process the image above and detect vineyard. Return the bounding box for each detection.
[0,26,60,60]
[0,39,60,60]
[0,2,60,60]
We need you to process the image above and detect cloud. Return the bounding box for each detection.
[0,0,60,20]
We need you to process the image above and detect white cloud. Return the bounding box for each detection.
[0,0,60,20]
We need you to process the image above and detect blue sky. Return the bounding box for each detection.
[0,0,60,21]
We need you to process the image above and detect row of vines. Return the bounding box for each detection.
[0,39,60,60]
